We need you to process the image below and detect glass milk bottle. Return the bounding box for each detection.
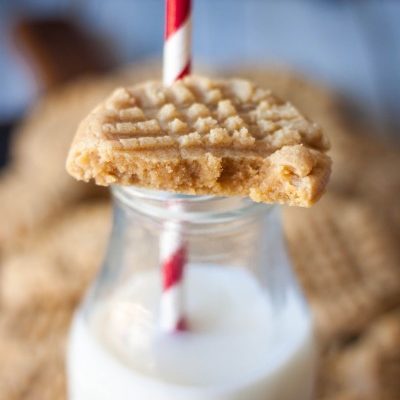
[67,186,316,400]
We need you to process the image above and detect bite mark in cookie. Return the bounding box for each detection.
[67,76,331,206]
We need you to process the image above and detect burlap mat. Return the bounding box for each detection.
[0,62,399,400]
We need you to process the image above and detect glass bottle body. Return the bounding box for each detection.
[68,187,316,400]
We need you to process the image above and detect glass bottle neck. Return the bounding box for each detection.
[88,185,308,322]
[112,186,272,225]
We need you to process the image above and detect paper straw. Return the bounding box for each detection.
[163,0,192,85]
[159,202,188,332]
[160,0,191,332]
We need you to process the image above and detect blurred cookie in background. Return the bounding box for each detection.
[0,332,66,400]
[0,201,110,315]
[284,193,400,346]
[321,309,400,400]
[0,200,110,400]
[0,62,160,252]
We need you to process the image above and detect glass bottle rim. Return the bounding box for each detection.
[112,186,275,224]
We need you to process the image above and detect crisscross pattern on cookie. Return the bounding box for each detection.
[99,76,329,153]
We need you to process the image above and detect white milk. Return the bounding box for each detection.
[68,265,315,400]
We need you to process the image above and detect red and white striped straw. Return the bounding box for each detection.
[160,0,191,332]
[159,202,188,332]
[163,0,192,85]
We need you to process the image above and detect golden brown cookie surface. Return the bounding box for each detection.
[67,76,331,206]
